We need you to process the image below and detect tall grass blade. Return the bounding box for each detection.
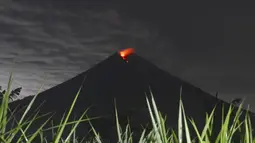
[64,109,90,142]
[53,86,82,143]
[180,100,192,143]
[178,86,183,143]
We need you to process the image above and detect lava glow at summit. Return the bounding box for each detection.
[119,48,135,62]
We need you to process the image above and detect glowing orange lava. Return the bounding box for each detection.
[119,48,135,62]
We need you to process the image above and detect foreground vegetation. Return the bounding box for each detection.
[0,73,255,143]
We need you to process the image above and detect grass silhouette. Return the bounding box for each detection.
[1,73,255,142]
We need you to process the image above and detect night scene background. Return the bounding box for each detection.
[0,1,255,112]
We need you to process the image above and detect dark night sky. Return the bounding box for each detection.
[1,1,255,110]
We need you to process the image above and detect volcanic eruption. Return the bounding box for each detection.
[119,48,135,62]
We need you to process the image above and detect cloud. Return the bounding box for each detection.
[0,1,167,99]
[0,15,36,26]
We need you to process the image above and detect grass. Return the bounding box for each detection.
[1,73,255,142]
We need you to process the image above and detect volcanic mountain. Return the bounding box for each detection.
[9,49,255,142]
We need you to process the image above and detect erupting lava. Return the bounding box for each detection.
[119,48,135,62]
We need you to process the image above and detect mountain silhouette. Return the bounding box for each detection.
[8,51,255,142]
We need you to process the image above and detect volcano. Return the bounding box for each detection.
[9,50,255,142]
